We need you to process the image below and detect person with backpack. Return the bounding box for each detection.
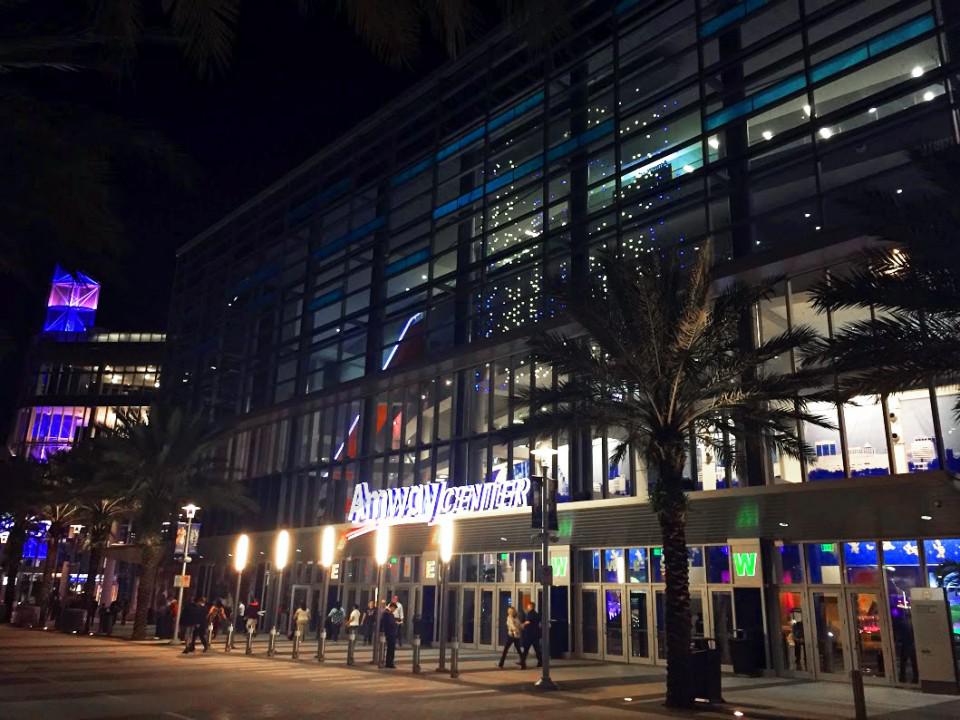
[327,603,345,641]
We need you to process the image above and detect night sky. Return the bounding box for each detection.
[1,3,471,433]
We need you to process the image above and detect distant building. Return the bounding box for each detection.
[7,266,166,460]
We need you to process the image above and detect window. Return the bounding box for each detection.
[580,550,600,583]
[707,545,731,584]
[807,543,841,584]
[844,540,880,585]
[603,549,625,583]
[627,548,647,583]
[775,543,804,585]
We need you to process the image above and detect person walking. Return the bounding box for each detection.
[392,595,405,647]
[244,598,261,637]
[292,603,310,640]
[327,603,345,641]
[347,603,361,636]
[498,606,524,668]
[207,599,226,640]
[362,601,376,645]
[381,602,399,668]
[519,599,542,669]
[182,596,209,654]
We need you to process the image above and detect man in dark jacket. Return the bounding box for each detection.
[182,596,209,654]
[520,599,542,669]
[380,603,399,668]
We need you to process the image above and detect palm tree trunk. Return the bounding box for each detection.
[132,544,162,641]
[655,452,693,708]
[1,524,27,623]
[82,545,103,633]
[37,535,60,624]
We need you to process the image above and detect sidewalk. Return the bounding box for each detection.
[52,626,960,719]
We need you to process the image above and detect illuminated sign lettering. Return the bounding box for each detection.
[733,551,758,577]
[550,556,569,579]
[347,477,531,533]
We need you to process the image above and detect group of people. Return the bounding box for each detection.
[498,599,543,669]
[180,596,230,653]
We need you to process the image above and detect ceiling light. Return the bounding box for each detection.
[802,104,811,116]
[896,188,903,194]
[761,130,773,141]
[921,514,933,521]
[708,136,720,150]
[815,225,822,231]
[923,90,936,102]
[682,164,695,174]
[911,65,924,78]
[804,212,811,218]
[818,127,833,139]
[868,107,878,114]
[779,522,789,527]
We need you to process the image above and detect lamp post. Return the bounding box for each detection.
[436,517,454,672]
[372,525,390,666]
[229,534,249,650]
[170,503,199,646]
[268,529,290,657]
[530,446,558,690]
[316,525,335,661]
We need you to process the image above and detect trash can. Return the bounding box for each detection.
[689,638,724,704]
[58,608,86,634]
[730,628,764,676]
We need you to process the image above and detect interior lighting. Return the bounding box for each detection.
[802,104,811,117]
[804,212,811,218]
[911,65,924,78]
[761,130,773,141]
[707,136,720,150]
[923,90,936,102]
[779,522,789,528]
[682,164,695,174]
[818,127,833,140]
[896,188,903,194]
[921,514,933,521]
[868,107,878,114]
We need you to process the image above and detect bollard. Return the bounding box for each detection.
[245,627,254,655]
[225,625,233,653]
[316,629,327,662]
[207,623,214,651]
[450,640,460,679]
[292,628,301,659]
[346,631,356,666]
[851,669,868,720]
[378,632,386,668]
[267,627,278,657]
[412,635,422,674]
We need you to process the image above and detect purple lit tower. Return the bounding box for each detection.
[43,265,100,332]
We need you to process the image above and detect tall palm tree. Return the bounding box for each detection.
[35,500,80,623]
[519,247,831,707]
[807,148,960,466]
[95,403,253,641]
[76,497,129,633]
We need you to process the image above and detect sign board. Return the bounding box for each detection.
[173,574,191,588]
[174,522,201,557]
[728,539,762,587]
[347,477,530,531]
[548,546,570,587]
[421,551,439,584]
[909,587,960,693]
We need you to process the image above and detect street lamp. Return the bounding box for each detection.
[316,525,336,661]
[436,517,454,672]
[170,503,199,646]
[530,446,559,691]
[229,534,249,649]
[372,525,390,666]
[268,529,290,656]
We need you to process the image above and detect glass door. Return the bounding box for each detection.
[497,589,514,647]
[811,590,849,677]
[655,589,705,664]
[479,587,495,648]
[628,588,651,662]
[709,589,735,667]
[777,590,811,675]
[847,590,889,682]
[580,588,601,658]
[461,588,476,646]
[603,587,626,659]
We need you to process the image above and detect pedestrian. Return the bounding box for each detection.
[347,603,361,636]
[381,602,398,668]
[106,600,120,635]
[120,597,129,625]
[392,595,405,646]
[244,598,260,637]
[327,603,345,641]
[519,599,542,669]
[498,606,523,669]
[362,601,376,645]
[292,603,310,640]
[207,599,226,640]
[183,596,210,654]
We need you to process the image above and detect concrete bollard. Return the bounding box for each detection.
[450,640,460,679]
[412,635,422,673]
[316,629,327,662]
[292,629,301,659]
[206,623,214,650]
[377,632,386,668]
[225,625,233,652]
[245,627,254,655]
[346,631,356,666]
[267,627,278,657]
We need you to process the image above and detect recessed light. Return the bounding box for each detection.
[896,188,903,194]
[803,212,811,218]
[803,104,811,116]
[815,226,822,231]
[911,65,924,78]
[708,137,720,150]
[734,712,745,718]
[682,164,695,174]
[818,127,833,139]
[624,697,633,702]
[868,107,878,114]
[923,90,936,102]
[761,130,773,141]
[921,514,933,521]
[500,536,508,542]
[779,522,789,527]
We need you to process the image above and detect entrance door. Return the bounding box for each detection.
[461,587,476,645]
[580,588,601,658]
[777,590,811,675]
[846,590,889,681]
[289,585,310,636]
[709,589,735,667]
[655,589,705,663]
[479,587,496,649]
[628,588,652,662]
[811,591,849,677]
[497,589,514,647]
[603,587,626,659]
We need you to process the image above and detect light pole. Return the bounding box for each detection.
[170,503,199,646]
[372,525,390,666]
[531,446,558,690]
[229,534,249,650]
[436,517,454,672]
[316,525,335,661]
[268,529,290,657]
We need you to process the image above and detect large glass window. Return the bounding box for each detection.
[844,540,880,585]
[807,543,841,584]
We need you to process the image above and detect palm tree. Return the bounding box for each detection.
[35,500,80,624]
[0,456,47,622]
[518,247,831,707]
[807,148,960,467]
[95,403,253,641]
[76,497,129,633]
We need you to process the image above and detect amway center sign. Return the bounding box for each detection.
[347,475,531,534]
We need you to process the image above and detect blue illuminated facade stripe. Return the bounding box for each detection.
[704,14,934,131]
[286,178,350,225]
[391,91,545,188]
[307,288,344,311]
[312,216,385,260]
[434,118,615,220]
[385,248,430,276]
[698,0,768,38]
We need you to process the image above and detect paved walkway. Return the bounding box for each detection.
[3,625,958,719]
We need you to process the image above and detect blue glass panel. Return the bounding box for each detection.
[286,178,349,224]
[752,73,806,109]
[882,540,921,566]
[614,0,641,15]
[844,540,878,567]
[313,217,384,260]
[810,47,869,84]
[704,98,752,131]
[699,0,768,38]
[627,548,647,583]
[867,14,934,56]
[307,288,343,311]
[546,137,579,162]
[390,157,433,188]
[385,248,430,276]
